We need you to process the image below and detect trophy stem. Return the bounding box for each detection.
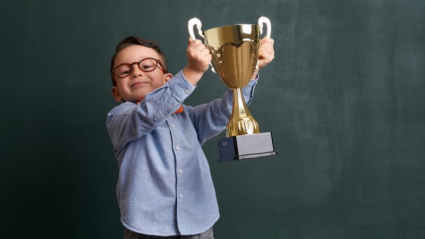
[227,88,261,137]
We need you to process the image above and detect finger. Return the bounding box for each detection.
[266,38,274,45]
[257,59,266,68]
[258,51,274,63]
[258,47,274,56]
[199,53,212,65]
[188,39,203,50]
[204,53,212,62]
[259,41,274,49]
[199,48,211,57]
[259,53,274,64]
[192,42,208,53]
[258,58,270,68]
[259,45,274,53]
[258,48,274,57]
[204,58,212,66]
[261,38,274,45]
[258,50,274,57]
[201,49,212,59]
[259,45,274,55]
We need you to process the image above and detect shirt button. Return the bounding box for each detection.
[178,169,183,174]
[175,146,180,151]
[185,89,190,94]
[171,124,175,128]
[179,194,183,199]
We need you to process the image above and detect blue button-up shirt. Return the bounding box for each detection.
[106,71,258,236]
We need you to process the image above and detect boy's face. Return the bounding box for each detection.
[111,45,173,103]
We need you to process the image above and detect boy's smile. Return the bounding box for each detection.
[111,45,173,103]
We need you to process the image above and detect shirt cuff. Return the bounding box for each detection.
[168,70,196,100]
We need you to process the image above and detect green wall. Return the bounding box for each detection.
[1,0,424,238]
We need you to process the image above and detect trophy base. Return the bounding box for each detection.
[218,132,277,162]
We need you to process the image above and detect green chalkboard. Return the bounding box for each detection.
[1,0,424,238]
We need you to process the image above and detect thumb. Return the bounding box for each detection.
[258,58,268,69]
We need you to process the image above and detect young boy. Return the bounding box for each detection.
[106,36,274,239]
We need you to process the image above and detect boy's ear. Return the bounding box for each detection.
[164,73,173,82]
[111,86,123,102]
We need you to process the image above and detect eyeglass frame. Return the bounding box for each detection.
[111,57,166,78]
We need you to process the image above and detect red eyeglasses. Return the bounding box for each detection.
[112,58,165,78]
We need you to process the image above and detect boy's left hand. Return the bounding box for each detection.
[257,38,275,69]
[251,38,274,79]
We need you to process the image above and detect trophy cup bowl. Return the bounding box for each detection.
[188,17,277,162]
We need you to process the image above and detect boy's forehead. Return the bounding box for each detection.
[115,45,162,65]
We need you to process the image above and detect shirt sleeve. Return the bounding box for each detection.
[106,71,195,154]
[187,76,259,145]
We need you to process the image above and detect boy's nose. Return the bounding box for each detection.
[132,73,142,78]
[131,65,144,78]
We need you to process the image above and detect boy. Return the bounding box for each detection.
[106,36,274,239]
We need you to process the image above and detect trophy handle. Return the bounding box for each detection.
[188,18,204,40]
[255,17,272,71]
[258,16,272,39]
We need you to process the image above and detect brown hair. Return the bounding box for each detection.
[110,36,169,86]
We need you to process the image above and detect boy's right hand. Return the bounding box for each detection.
[183,38,212,86]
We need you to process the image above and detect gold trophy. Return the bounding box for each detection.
[188,17,277,162]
